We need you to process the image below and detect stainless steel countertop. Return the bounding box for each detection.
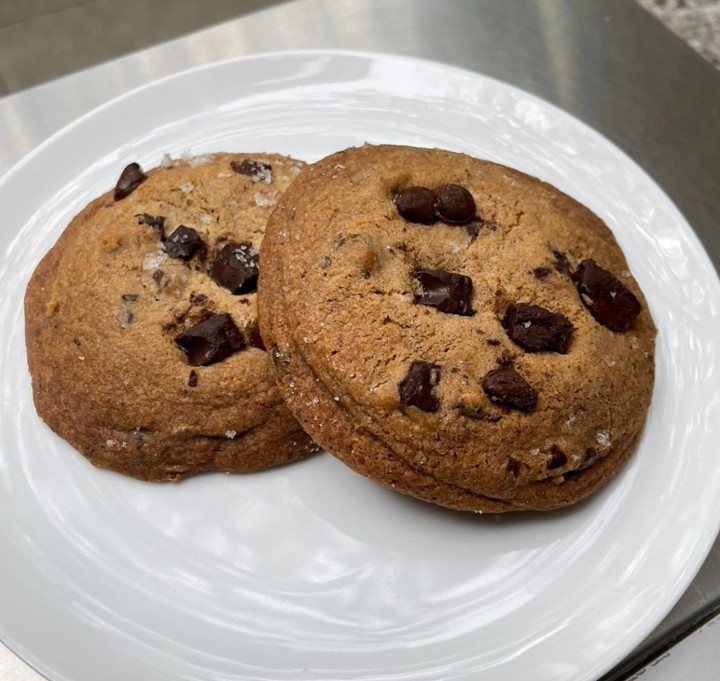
[1,1,719,679]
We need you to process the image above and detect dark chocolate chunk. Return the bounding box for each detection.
[188,370,198,388]
[566,447,598,478]
[552,250,571,276]
[114,163,147,201]
[399,361,441,412]
[164,225,204,261]
[212,242,259,294]
[230,159,272,184]
[394,187,438,225]
[434,184,476,225]
[486,339,501,347]
[481,368,537,412]
[574,259,641,332]
[174,313,245,366]
[547,445,567,469]
[533,267,551,280]
[503,303,573,353]
[121,293,139,302]
[136,213,166,240]
[414,270,474,316]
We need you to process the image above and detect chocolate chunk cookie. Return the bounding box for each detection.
[25,152,315,480]
[258,144,656,512]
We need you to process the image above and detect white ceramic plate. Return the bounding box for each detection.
[1,50,719,681]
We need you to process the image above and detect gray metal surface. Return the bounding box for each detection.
[1,1,719,678]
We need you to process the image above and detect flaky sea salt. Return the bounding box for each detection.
[106,439,116,447]
[143,251,167,270]
[529,448,540,456]
[254,191,278,207]
[199,212,213,225]
[630,336,639,350]
[565,414,577,429]
[160,153,175,169]
[179,181,194,194]
[225,430,237,439]
[603,357,617,367]
[595,429,612,448]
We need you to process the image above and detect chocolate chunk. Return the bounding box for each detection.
[481,368,537,412]
[121,293,139,302]
[486,339,501,346]
[247,323,266,350]
[174,313,245,366]
[394,187,438,225]
[414,270,474,316]
[164,226,204,261]
[503,304,573,353]
[548,445,567,469]
[553,250,571,276]
[188,370,198,388]
[212,242,259,294]
[114,163,147,201]
[434,184,476,225]
[566,447,598,478]
[574,259,641,331]
[533,267,551,280]
[399,361,441,412]
[230,159,272,184]
[136,213,166,240]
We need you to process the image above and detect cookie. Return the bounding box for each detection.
[258,144,656,512]
[25,152,316,480]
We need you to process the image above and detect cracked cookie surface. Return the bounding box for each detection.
[25,152,315,480]
[258,144,656,512]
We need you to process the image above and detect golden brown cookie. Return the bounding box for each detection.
[258,144,656,512]
[25,152,315,481]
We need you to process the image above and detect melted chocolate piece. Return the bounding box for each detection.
[212,242,259,294]
[574,259,641,331]
[174,313,245,366]
[394,187,438,225]
[503,303,573,353]
[481,368,537,412]
[230,159,272,184]
[399,361,441,412]
[164,226,204,261]
[414,270,474,316]
[136,213,166,240]
[434,184,476,225]
[547,445,567,469]
[114,163,147,201]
